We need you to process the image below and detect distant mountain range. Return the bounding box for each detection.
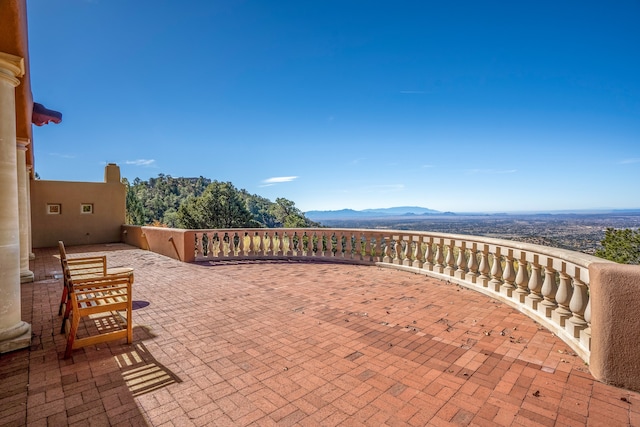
[305,206,444,220]
[304,206,640,220]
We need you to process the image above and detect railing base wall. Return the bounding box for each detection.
[200,256,377,266]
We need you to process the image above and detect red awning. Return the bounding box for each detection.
[32,102,62,126]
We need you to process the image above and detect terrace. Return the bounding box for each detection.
[2,234,640,426]
[2,1,640,424]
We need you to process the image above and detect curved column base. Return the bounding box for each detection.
[0,321,31,354]
[20,269,34,283]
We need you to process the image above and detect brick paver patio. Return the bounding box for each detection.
[1,243,639,426]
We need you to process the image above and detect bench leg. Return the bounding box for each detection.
[60,301,72,334]
[58,286,68,316]
[64,314,79,359]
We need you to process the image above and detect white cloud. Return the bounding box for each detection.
[363,184,405,192]
[49,152,76,159]
[125,159,156,167]
[619,158,640,164]
[467,169,517,174]
[262,176,298,184]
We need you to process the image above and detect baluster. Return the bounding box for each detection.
[196,232,207,257]
[309,232,321,256]
[236,232,244,257]
[258,231,266,256]
[394,235,403,265]
[308,232,315,256]
[324,232,332,257]
[263,232,271,256]
[317,232,324,257]
[224,232,232,256]
[413,236,423,268]
[455,242,467,279]
[383,236,392,263]
[514,253,530,303]
[403,236,413,266]
[500,249,516,297]
[444,241,455,276]
[540,260,558,318]
[580,298,591,350]
[193,232,200,258]
[355,233,363,261]
[204,233,211,258]
[567,272,588,337]
[282,232,290,256]
[211,233,222,258]
[553,267,573,326]
[423,238,434,271]
[477,245,490,286]
[289,231,294,255]
[466,243,478,284]
[369,234,378,262]
[246,232,254,256]
[433,239,444,273]
[277,232,283,255]
[303,232,310,256]
[489,248,503,292]
[219,232,225,257]
[525,256,543,309]
[345,233,353,260]
[296,231,302,256]
[202,232,209,258]
[364,233,372,261]
[323,231,330,257]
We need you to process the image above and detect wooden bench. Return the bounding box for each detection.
[62,270,134,358]
[57,241,134,358]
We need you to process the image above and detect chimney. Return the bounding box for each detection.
[104,163,121,183]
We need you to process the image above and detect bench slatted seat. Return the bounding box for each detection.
[63,270,134,359]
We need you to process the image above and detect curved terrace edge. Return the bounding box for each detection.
[121,225,640,392]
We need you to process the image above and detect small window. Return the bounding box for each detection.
[47,204,61,215]
[80,204,93,214]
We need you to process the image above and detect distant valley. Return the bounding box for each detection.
[305,207,640,255]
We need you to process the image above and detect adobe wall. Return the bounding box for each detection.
[589,262,640,392]
[31,165,125,248]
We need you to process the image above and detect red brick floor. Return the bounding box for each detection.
[1,244,639,426]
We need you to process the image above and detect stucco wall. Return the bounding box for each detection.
[589,262,640,392]
[31,179,125,248]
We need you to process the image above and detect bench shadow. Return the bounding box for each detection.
[113,340,182,397]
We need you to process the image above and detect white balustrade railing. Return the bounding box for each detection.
[183,227,612,361]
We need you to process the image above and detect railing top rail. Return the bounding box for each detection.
[181,227,612,269]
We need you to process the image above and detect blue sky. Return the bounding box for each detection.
[27,0,639,213]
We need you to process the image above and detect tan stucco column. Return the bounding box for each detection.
[27,165,34,259]
[17,137,33,282]
[0,52,31,353]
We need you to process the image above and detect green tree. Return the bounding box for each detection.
[176,181,256,229]
[269,197,320,228]
[123,178,145,225]
[124,174,318,229]
[595,228,640,264]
